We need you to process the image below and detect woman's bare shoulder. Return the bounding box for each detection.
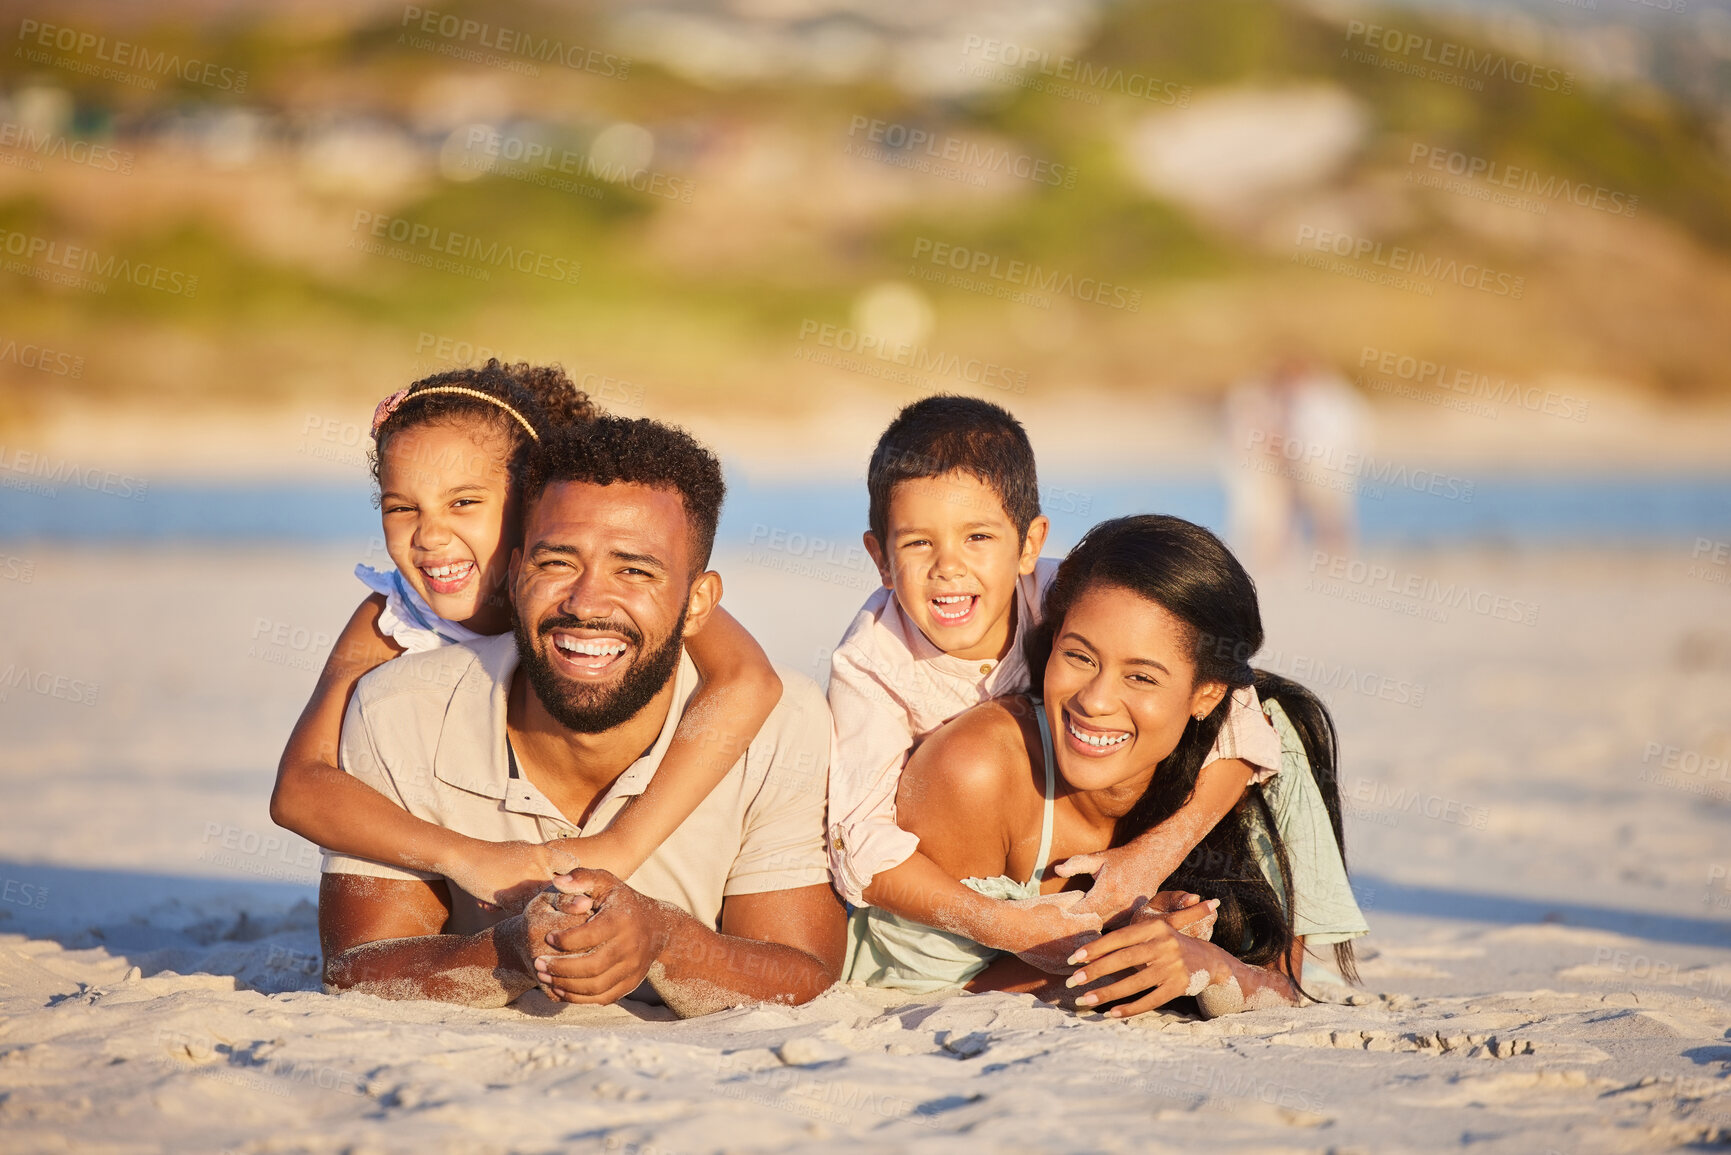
[904,696,1041,803]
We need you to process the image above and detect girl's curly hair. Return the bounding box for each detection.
[368,360,596,493]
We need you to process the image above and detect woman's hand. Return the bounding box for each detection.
[1063,901,1227,1018]
[1003,889,1219,974]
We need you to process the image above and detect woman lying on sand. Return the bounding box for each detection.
[844,515,1365,1018]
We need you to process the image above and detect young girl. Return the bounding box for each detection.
[270,360,782,909]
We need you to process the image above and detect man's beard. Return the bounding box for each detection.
[514,610,686,735]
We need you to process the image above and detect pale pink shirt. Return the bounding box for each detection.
[826,558,1283,907]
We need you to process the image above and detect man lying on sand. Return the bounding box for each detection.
[317,416,846,1016]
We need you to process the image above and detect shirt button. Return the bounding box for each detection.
[832,835,844,850]
[979,663,992,675]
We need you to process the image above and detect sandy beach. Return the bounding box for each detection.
[1,541,1728,1153]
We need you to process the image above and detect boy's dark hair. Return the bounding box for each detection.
[523,416,726,575]
[370,359,596,492]
[866,395,1041,546]
[1026,514,1358,992]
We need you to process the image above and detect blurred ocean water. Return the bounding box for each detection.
[1,473,1725,549]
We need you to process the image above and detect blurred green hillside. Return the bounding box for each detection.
[1,0,1729,425]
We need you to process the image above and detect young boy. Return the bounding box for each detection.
[828,395,1284,969]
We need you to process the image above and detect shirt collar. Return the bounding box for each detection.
[431,634,519,800]
[603,652,700,803]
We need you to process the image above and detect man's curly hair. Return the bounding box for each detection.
[524,416,726,575]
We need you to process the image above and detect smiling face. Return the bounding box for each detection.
[1041,582,1229,802]
[509,479,717,735]
[378,419,519,633]
[865,469,1047,662]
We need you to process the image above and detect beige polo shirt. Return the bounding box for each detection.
[323,634,832,936]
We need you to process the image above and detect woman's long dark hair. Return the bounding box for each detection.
[1025,514,1358,989]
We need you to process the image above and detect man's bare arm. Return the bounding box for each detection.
[318,873,548,1007]
[653,882,845,1016]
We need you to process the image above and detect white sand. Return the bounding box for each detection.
[1,544,1729,1152]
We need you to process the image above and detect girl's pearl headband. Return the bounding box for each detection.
[370,386,541,442]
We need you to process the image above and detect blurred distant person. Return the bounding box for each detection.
[1224,353,1369,568]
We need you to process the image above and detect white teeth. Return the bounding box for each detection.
[554,637,627,658]
[1067,718,1129,749]
[932,595,974,619]
[423,562,473,580]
